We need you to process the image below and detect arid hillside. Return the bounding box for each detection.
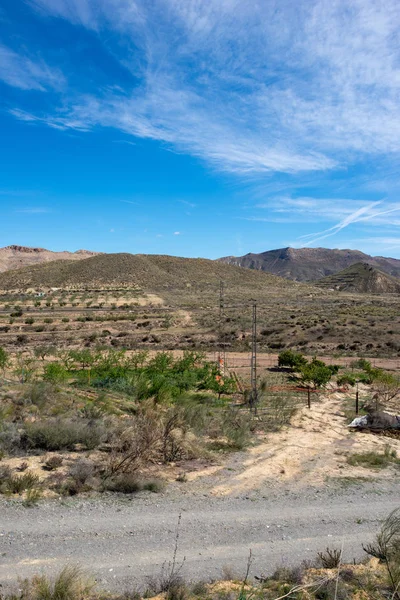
[0,251,400,357]
[0,245,100,273]
[315,262,400,293]
[218,246,400,281]
[0,252,298,301]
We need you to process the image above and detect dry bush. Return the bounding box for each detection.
[22,382,57,411]
[103,474,164,494]
[69,458,95,485]
[105,409,162,477]
[270,563,310,585]
[146,514,186,596]
[316,547,342,569]
[47,471,69,494]
[103,473,143,493]
[0,464,12,482]
[18,566,94,600]
[43,455,63,471]
[0,422,22,455]
[23,419,106,451]
[1,471,40,495]
[161,409,201,462]
[16,461,28,472]
[364,507,400,599]
[105,406,202,479]
[207,409,252,451]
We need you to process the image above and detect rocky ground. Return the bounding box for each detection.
[1,389,399,592]
[0,482,398,593]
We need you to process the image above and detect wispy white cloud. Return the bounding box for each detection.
[173,231,181,235]
[113,139,136,147]
[179,200,196,209]
[298,202,384,245]
[251,195,400,246]
[260,197,400,226]
[10,0,400,177]
[15,207,50,214]
[0,44,65,91]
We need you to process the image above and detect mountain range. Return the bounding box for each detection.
[0,245,100,274]
[2,245,400,295]
[218,247,400,281]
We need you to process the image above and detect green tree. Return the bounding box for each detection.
[43,362,68,384]
[299,359,332,389]
[278,349,307,370]
[13,353,37,383]
[34,345,57,362]
[0,347,9,379]
[68,349,99,384]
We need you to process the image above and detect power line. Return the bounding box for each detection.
[249,300,258,413]
[217,280,226,375]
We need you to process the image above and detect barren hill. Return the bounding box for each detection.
[0,245,100,273]
[218,247,400,281]
[315,262,400,293]
[0,252,299,302]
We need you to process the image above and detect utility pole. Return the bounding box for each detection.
[250,300,258,413]
[355,381,359,415]
[218,280,225,375]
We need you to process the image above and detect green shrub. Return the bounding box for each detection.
[337,374,356,387]
[22,486,43,506]
[352,358,372,371]
[347,445,399,469]
[278,349,307,369]
[4,472,40,494]
[0,347,9,374]
[220,410,252,450]
[43,363,69,383]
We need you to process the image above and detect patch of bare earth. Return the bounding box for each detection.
[183,390,400,497]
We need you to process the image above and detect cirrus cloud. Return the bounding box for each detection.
[5,0,400,179]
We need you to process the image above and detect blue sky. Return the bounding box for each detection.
[1,0,400,258]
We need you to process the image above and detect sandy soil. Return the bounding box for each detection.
[181,388,400,497]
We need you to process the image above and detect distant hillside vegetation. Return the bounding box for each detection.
[315,262,400,293]
[0,253,299,301]
[0,245,100,273]
[218,247,400,281]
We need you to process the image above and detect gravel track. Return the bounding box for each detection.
[0,483,399,592]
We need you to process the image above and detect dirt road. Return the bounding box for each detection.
[0,487,398,592]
